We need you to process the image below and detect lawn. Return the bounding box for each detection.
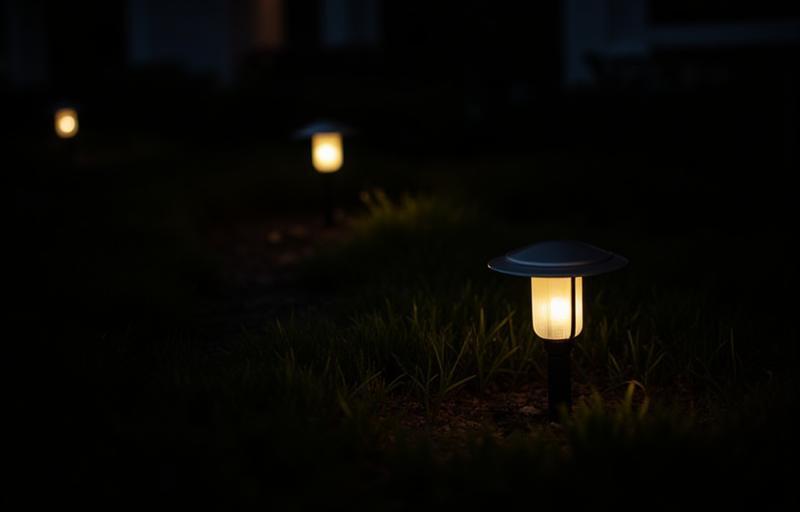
[13,137,798,508]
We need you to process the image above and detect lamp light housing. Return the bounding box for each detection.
[488,240,627,341]
[294,120,352,174]
[311,132,343,173]
[55,108,79,139]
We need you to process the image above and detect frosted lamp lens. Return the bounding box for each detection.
[55,108,79,139]
[311,132,343,173]
[531,277,583,340]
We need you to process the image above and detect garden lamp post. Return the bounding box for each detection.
[294,121,350,226]
[488,240,627,421]
[53,105,81,167]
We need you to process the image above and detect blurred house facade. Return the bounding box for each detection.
[565,0,800,88]
[1,0,382,89]
[3,0,799,90]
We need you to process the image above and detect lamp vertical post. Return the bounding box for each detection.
[321,168,335,227]
[544,339,574,419]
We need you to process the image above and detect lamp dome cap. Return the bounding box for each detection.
[488,240,627,277]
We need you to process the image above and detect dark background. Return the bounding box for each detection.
[4,0,799,507]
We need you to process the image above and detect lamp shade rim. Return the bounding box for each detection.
[293,120,353,139]
[487,240,628,277]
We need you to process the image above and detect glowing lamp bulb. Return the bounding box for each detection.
[55,108,79,139]
[531,277,583,340]
[311,132,343,173]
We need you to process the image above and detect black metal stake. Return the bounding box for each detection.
[56,136,78,171]
[544,339,574,421]
[322,173,334,227]
[544,276,577,422]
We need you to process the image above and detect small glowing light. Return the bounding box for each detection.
[311,132,343,173]
[531,277,583,340]
[55,108,79,139]
[549,298,571,323]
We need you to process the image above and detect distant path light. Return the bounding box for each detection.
[293,120,354,226]
[489,240,627,420]
[294,120,351,174]
[55,108,79,139]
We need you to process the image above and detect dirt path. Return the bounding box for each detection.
[199,212,351,335]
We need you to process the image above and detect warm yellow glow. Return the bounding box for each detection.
[531,277,583,340]
[311,132,343,173]
[55,108,79,139]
